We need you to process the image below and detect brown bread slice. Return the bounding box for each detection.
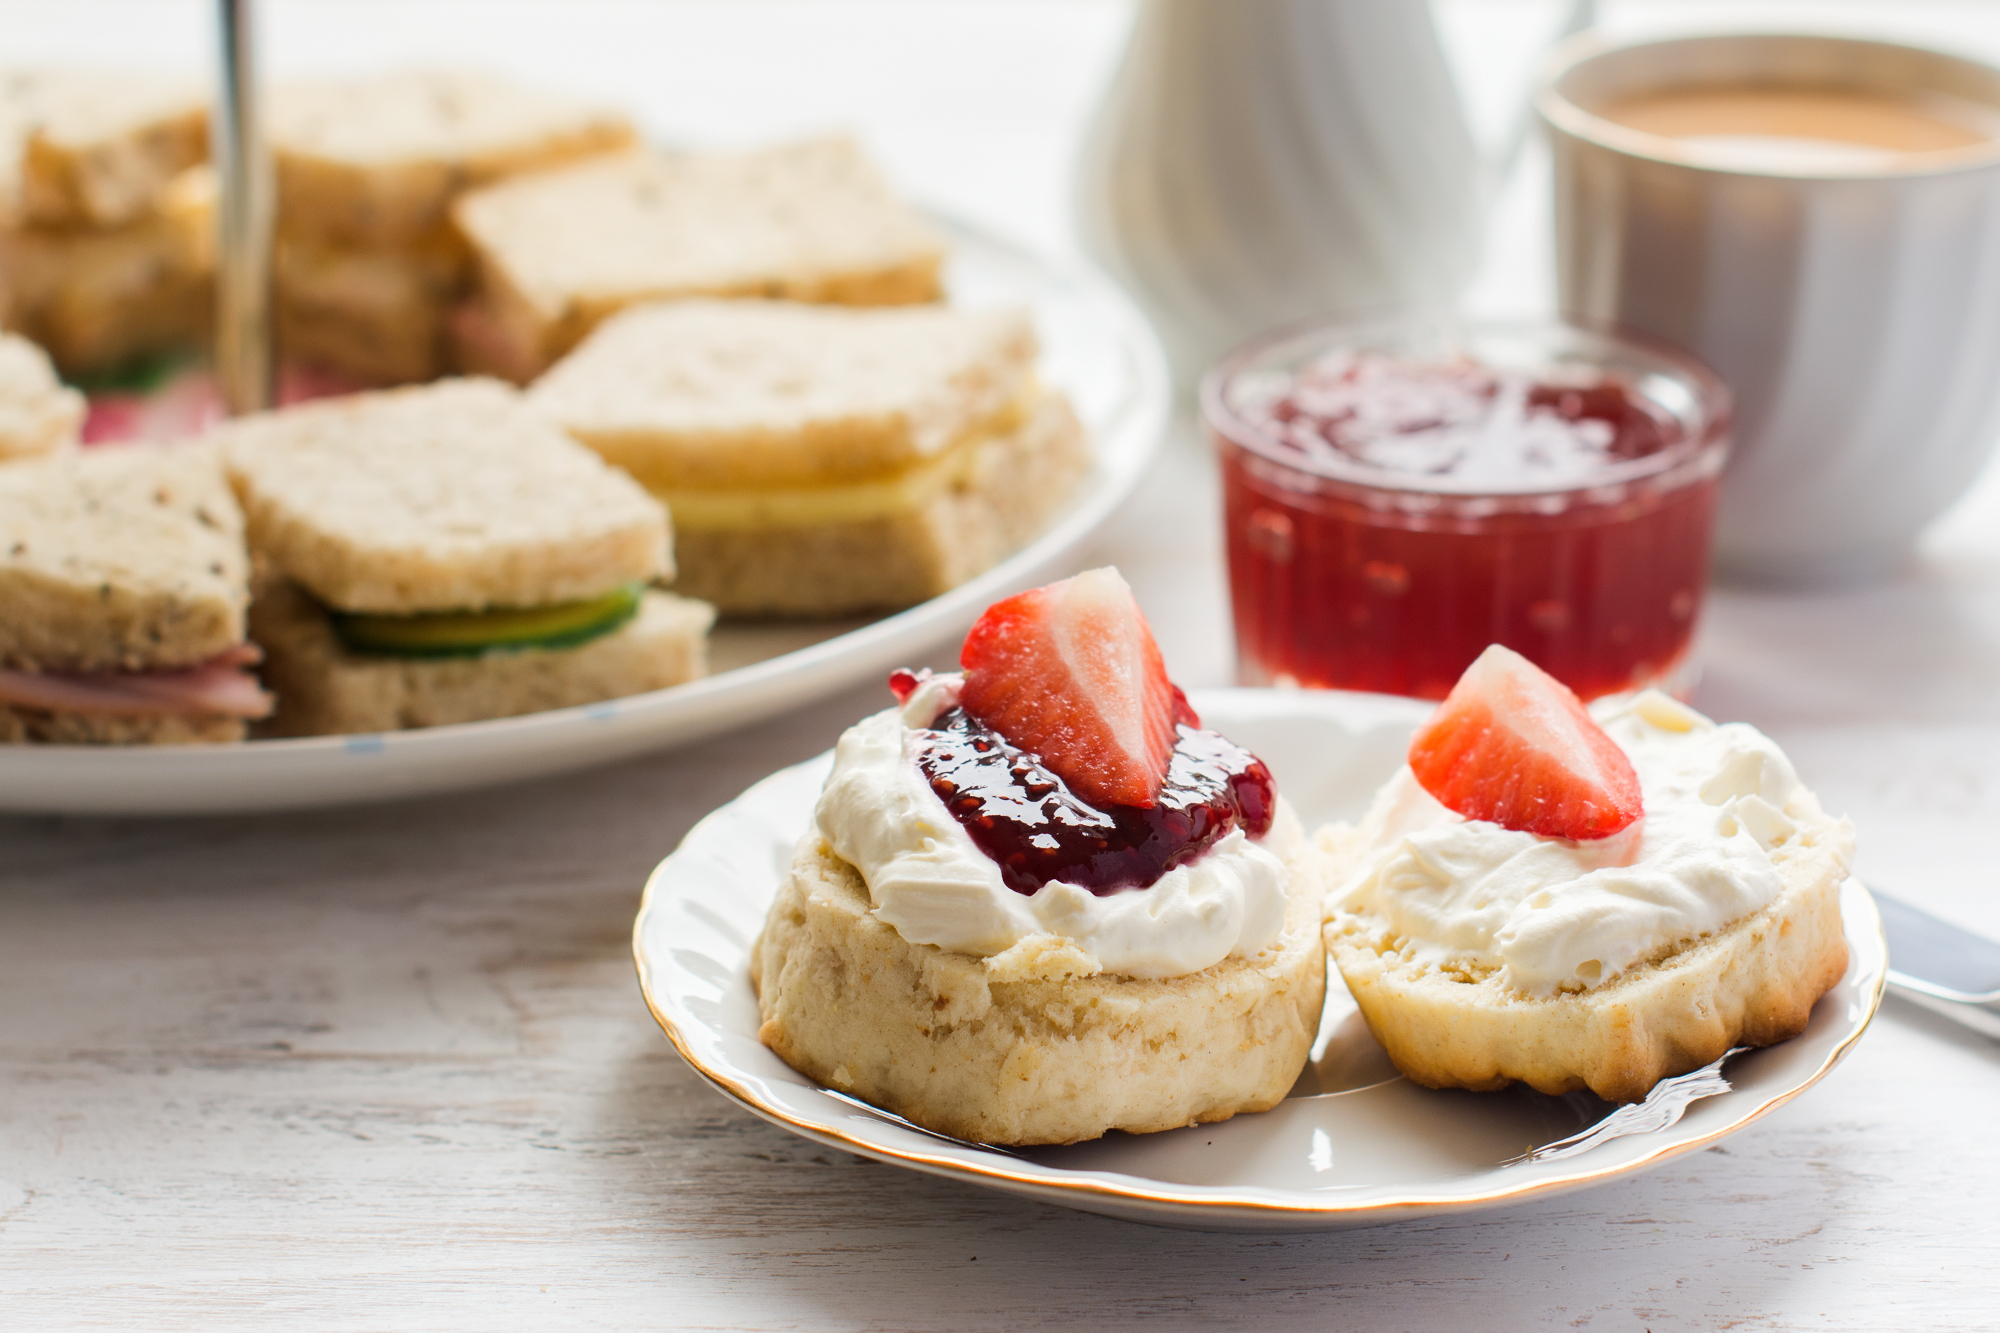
[217,378,671,615]
[0,442,248,673]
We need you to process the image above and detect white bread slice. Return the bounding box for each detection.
[753,835,1326,1146]
[250,577,711,736]
[526,299,1037,489]
[665,389,1090,616]
[270,70,636,247]
[0,164,214,375]
[0,69,208,228]
[217,378,671,615]
[452,139,945,380]
[1320,789,1855,1104]
[0,442,248,672]
[0,332,84,462]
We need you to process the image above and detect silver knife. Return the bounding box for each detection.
[1877,890,2000,1039]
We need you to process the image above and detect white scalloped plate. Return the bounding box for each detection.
[635,688,1887,1232]
[0,213,1168,814]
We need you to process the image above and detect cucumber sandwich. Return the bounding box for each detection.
[216,377,713,736]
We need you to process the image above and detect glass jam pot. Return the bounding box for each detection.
[1204,317,1732,701]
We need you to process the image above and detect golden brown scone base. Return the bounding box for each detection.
[0,707,245,745]
[250,579,713,736]
[751,837,1327,1147]
[671,392,1090,617]
[1320,794,1854,1103]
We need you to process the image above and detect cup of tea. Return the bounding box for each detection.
[1203,315,1730,702]
[1539,32,2000,586]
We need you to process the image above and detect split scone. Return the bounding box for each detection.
[0,442,271,744]
[268,70,637,383]
[752,568,1326,1146]
[215,378,713,735]
[1320,646,1854,1104]
[0,332,84,462]
[528,299,1091,616]
[451,138,946,382]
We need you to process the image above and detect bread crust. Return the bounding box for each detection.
[667,391,1090,616]
[250,578,712,736]
[752,837,1327,1147]
[1320,792,1855,1103]
[0,707,244,745]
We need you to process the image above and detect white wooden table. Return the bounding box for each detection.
[6,2,2000,1327]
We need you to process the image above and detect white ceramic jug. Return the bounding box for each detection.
[1078,0,1585,386]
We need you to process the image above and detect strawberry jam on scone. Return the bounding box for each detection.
[898,569,1274,898]
[750,567,1326,1146]
[1323,647,1855,1103]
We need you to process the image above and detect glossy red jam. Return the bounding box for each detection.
[1209,334,1729,702]
[912,707,1274,897]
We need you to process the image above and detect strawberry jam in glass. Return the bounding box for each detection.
[1204,318,1731,701]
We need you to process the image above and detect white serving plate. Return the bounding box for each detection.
[635,688,1886,1232]
[0,215,1168,815]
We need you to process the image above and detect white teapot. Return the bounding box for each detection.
[1077,0,1592,386]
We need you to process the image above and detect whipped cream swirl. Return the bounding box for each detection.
[813,674,1300,980]
[1334,690,1819,997]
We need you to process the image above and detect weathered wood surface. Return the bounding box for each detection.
[7,433,2000,1330]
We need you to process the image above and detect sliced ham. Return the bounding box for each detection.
[0,647,274,720]
[83,364,362,445]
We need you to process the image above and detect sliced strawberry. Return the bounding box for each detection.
[958,567,1177,809]
[1407,644,1642,840]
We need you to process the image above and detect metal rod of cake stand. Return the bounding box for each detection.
[212,0,273,415]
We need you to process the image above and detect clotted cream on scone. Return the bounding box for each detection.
[751,568,1326,1146]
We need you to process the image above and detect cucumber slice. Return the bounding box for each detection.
[331,582,645,658]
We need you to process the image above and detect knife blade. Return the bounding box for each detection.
[1875,890,2000,1040]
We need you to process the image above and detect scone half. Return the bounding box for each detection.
[1321,788,1854,1104]
[752,835,1327,1147]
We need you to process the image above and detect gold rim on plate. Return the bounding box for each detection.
[633,695,1886,1230]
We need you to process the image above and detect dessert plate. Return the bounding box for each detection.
[636,688,1887,1232]
[0,213,1168,815]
